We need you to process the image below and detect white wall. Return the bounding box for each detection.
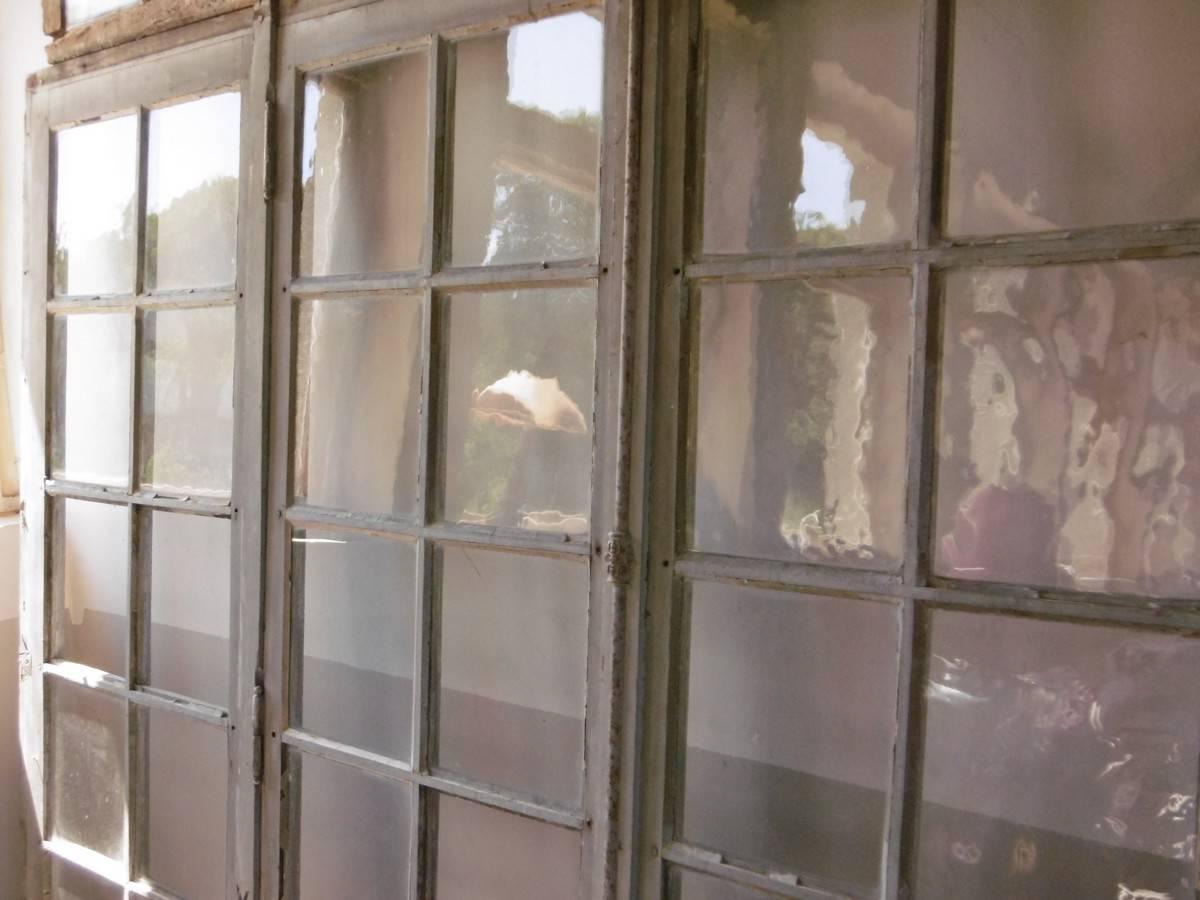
[0,2,49,896]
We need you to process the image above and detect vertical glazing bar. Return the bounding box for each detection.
[133,108,149,299]
[913,0,952,249]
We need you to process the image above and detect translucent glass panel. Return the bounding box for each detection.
[294,531,417,761]
[52,312,133,488]
[58,500,130,676]
[146,92,241,291]
[299,52,429,276]
[296,752,414,900]
[50,680,127,862]
[64,0,136,27]
[690,277,911,568]
[437,547,587,806]
[50,858,124,900]
[147,711,227,898]
[293,296,423,516]
[53,115,137,296]
[442,288,595,535]
[701,0,918,254]
[934,259,1200,598]
[148,512,232,706]
[434,795,581,900]
[947,0,1200,236]
[682,583,899,890]
[450,13,603,266]
[671,868,772,900]
[918,612,1200,899]
[140,306,236,497]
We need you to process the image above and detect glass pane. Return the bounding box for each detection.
[434,794,580,900]
[63,0,135,27]
[52,312,133,488]
[140,306,236,498]
[450,13,602,266]
[934,259,1200,598]
[58,500,129,677]
[683,583,898,890]
[50,680,126,862]
[918,611,1200,899]
[293,296,422,516]
[294,531,417,761]
[437,547,587,806]
[146,92,241,291]
[54,116,137,296]
[146,710,227,898]
[50,858,124,900]
[296,752,413,900]
[148,512,231,706]
[671,868,773,900]
[442,288,595,535]
[701,0,918,254]
[300,53,429,276]
[691,277,912,568]
[947,0,1200,236]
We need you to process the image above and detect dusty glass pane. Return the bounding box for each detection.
[53,116,137,296]
[691,277,911,568]
[672,868,773,900]
[148,512,231,707]
[58,500,130,677]
[146,92,241,291]
[50,680,127,861]
[293,296,422,516]
[50,858,124,900]
[450,13,602,266]
[935,260,1200,598]
[63,0,136,27]
[147,710,227,898]
[140,306,236,498]
[299,53,429,276]
[52,312,133,488]
[297,751,413,900]
[918,611,1200,899]
[442,288,595,535]
[434,794,581,900]
[437,547,587,807]
[683,583,899,890]
[947,0,1200,236]
[294,531,416,761]
[701,0,918,254]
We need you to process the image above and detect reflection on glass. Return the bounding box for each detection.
[443,288,595,534]
[683,583,898,890]
[300,53,429,276]
[935,260,1200,598]
[691,277,911,568]
[673,868,773,900]
[451,13,602,266]
[64,0,136,27]
[947,0,1200,236]
[435,795,581,900]
[54,115,137,296]
[140,306,235,498]
[701,0,918,253]
[50,679,127,862]
[58,500,129,676]
[297,752,413,900]
[918,611,1200,899]
[52,312,133,488]
[294,531,416,761]
[147,710,227,899]
[148,512,231,706]
[51,858,124,900]
[146,92,241,291]
[437,547,587,806]
[293,297,422,516]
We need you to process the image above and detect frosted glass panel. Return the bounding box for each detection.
[450,13,602,266]
[146,92,241,291]
[58,500,130,677]
[690,277,912,568]
[702,0,918,252]
[293,296,422,517]
[300,53,429,276]
[52,312,133,488]
[54,115,137,296]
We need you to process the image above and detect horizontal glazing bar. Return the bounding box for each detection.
[662,842,870,900]
[288,263,601,298]
[281,728,587,829]
[44,659,127,697]
[45,839,182,900]
[44,662,230,726]
[675,552,904,600]
[45,480,233,516]
[47,291,236,314]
